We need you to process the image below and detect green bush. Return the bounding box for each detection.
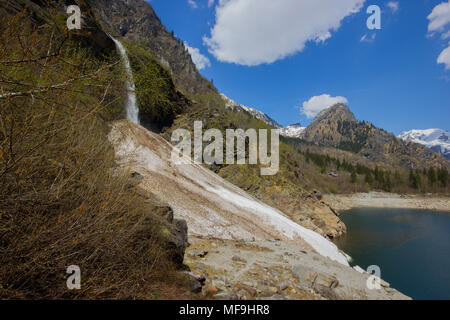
[125,43,187,132]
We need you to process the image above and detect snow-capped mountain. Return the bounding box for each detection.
[280,123,307,138]
[398,129,450,160]
[220,94,281,128]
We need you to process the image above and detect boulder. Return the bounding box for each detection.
[166,218,189,268]
[185,274,204,293]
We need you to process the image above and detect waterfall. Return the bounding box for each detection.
[110,36,140,125]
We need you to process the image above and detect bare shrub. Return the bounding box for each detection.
[0,10,189,299]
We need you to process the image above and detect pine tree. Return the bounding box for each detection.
[409,170,419,189]
[428,168,437,186]
[365,172,373,185]
[437,168,449,188]
[394,170,402,185]
[384,176,392,192]
[351,171,357,183]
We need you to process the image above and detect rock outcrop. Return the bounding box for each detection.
[88,0,216,95]
[126,173,190,269]
[0,0,116,56]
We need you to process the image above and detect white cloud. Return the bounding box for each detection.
[203,0,365,66]
[438,45,450,70]
[428,1,450,71]
[208,0,215,8]
[442,30,450,39]
[301,94,348,118]
[387,1,399,13]
[188,0,198,9]
[184,42,211,70]
[427,0,450,33]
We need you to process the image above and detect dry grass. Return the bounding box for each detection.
[0,10,191,299]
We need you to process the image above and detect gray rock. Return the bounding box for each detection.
[167,218,189,267]
[131,205,188,270]
[126,171,144,188]
[189,250,209,258]
[314,284,342,300]
[232,256,247,263]
[185,273,205,293]
[278,281,291,291]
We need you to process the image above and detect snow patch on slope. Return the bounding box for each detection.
[109,120,349,266]
[201,184,349,265]
[280,123,306,138]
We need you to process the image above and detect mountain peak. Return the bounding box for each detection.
[314,104,356,123]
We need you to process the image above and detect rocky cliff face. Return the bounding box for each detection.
[0,0,116,56]
[88,0,216,95]
[302,104,448,169]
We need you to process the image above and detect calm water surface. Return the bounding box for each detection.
[333,208,450,300]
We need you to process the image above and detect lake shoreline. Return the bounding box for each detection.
[324,192,450,213]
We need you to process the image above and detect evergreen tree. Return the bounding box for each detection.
[437,168,449,187]
[394,170,402,185]
[409,170,419,189]
[428,168,437,186]
[365,172,373,185]
[384,176,392,192]
[351,171,357,183]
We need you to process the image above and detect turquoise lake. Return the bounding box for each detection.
[333,208,450,300]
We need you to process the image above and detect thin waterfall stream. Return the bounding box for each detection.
[110,36,140,125]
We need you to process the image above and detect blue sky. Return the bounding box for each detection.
[149,0,450,134]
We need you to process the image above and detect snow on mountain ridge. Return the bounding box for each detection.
[398,129,450,160]
[220,94,281,128]
[280,123,307,138]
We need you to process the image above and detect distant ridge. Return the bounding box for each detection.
[300,104,448,169]
[220,93,281,128]
[399,129,450,160]
[280,123,306,138]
